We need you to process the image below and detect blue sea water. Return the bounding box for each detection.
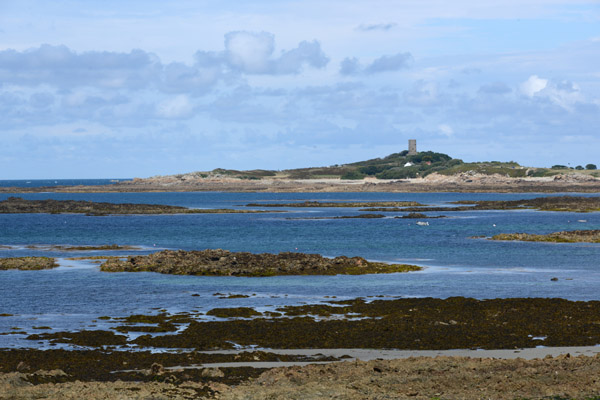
[0,191,599,348]
[0,179,131,188]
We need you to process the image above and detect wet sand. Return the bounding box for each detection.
[197,345,600,368]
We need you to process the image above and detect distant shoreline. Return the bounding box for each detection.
[1,174,600,193]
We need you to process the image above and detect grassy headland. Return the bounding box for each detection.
[2,150,598,193]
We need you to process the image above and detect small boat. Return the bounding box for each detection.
[416,221,429,226]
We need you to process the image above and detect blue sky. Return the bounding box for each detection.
[1,0,599,178]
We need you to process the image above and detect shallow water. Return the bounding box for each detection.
[0,191,599,348]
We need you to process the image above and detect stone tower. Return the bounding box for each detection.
[408,139,417,155]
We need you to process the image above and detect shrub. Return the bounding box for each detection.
[376,166,419,179]
[341,170,366,180]
[358,165,387,175]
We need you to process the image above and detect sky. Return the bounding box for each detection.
[0,0,599,178]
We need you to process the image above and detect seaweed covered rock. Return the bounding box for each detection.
[0,197,274,215]
[0,257,57,271]
[100,249,421,276]
[490,230,600,243]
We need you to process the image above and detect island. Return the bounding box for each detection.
[1,150,598,194]
[99,249,422,276]
[244,201,423,207]
[490,230,600,243]
[0,197,276,215]
[362,195,600,213]
[0,257,57,270]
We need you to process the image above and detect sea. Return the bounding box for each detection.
[0,179,130,188]
[0,184,599,348]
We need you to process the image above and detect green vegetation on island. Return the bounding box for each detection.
[172,150,598,181]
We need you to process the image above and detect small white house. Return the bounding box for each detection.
[404,162,414,167]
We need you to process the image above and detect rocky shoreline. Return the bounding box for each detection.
[2,173,600,193]
[3,353,600,399]
[6,297,600,398]
[21,297,600,350]
[99,249,421,276]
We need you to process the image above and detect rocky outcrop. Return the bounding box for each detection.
[220,354,600,400]
[5,354,600,399]
[100,249,421,276]
[245,201,423,207]
[0,257,57,270]
[0,197,273,215]
[453,195,600,212]
[491,230,600,243]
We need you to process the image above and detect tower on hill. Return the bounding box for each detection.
[408,139,417,155]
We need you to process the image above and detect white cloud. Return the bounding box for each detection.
[540,80,583,111]
[225,31,275,73]
[438,124,454,137]
[520,75,548,97]
[224,31,329,75]
[520,75,584,111]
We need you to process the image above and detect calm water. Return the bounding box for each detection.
[0,191,599,348]
[0,179,131,187]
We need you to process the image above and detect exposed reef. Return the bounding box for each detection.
[0,348,327,387]
[285,214,386,220]
[395,212,445,219]
[362,195,600,213]
[21,297,600,350]
[490,230,600,243]
[10,297,600,398]
[245,201,423,207]
[99,249,421,276]
[286,213,446,220]
[451,195,600,212]
[26,244,141,251]
[0,197,277,215]
[128,297,600,350]
[0,257,57,271]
